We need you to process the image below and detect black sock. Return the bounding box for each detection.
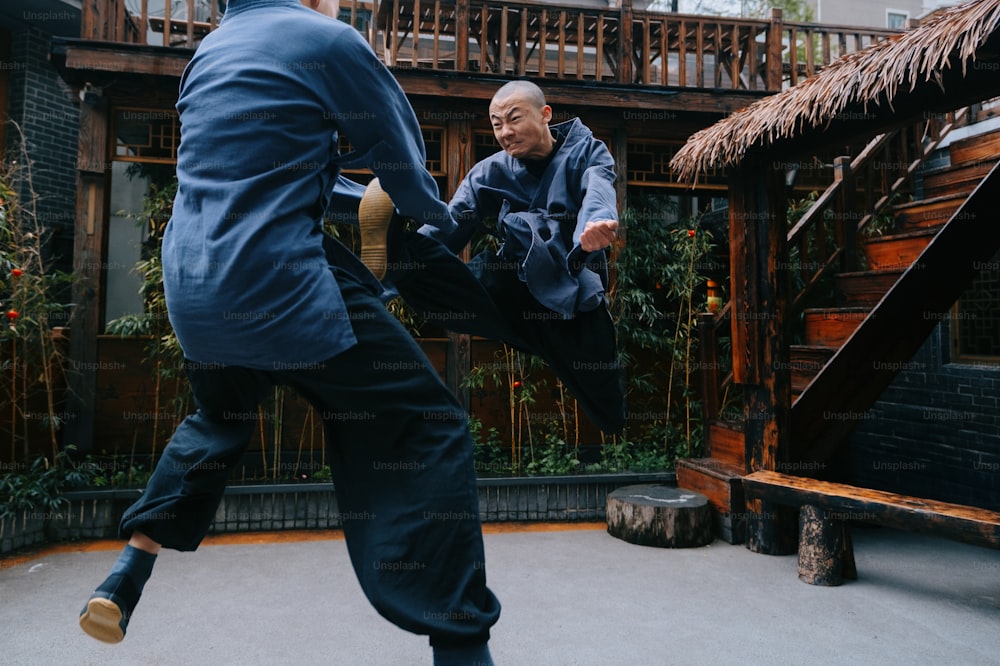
[109,545,157,584]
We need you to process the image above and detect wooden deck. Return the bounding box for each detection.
[83,0,898,93]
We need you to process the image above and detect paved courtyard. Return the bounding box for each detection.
[2,522,999,665]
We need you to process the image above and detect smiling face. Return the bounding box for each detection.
[489,87,555,161]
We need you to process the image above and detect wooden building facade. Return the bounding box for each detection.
[41,0,901,459]
[11,0,993,547]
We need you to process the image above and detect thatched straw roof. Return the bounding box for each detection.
[670,0,1000,184]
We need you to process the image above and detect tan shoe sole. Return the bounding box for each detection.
[79,597,126,644]
[357,177,396,280]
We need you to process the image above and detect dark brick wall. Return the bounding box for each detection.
[850,321,1000,511]
[5,25,78,281]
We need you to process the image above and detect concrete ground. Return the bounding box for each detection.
[2,522,999,666]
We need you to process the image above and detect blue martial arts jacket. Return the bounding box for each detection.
[427,118,618,317]
[162,0,453,369]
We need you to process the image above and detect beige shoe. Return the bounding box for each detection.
[79,571,141,644]
[357,177,396,280]
[79,596,127,644]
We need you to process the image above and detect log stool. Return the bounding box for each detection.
[606,484,714,548]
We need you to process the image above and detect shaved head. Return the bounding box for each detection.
[488,81,554,160]
[491,80,547,110]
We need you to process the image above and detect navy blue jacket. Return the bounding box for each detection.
[427,118,618,316]
[163,0,453,368]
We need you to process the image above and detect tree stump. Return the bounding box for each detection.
[606,484,714,548]
[797,504,857,586]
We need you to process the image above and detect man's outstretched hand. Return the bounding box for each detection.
[579,220,619,252]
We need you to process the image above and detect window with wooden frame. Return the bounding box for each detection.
[106,108,180,325]
[626,139,726,191]
[113,107,180,163]
[337,125,446,177]
[473,130,500,164]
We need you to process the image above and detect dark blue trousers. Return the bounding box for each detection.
[390,231,626,434]
[119,266,500,648]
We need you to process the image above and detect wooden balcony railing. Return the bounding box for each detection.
[82,0,899,92]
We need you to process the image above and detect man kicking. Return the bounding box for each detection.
[360,80,626,434]
[78,1,500,663]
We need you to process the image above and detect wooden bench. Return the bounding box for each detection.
[742,470,1000,586]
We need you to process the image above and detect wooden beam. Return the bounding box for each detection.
[618,0,633,84]
[393,69,769,114]
[66,93,111,453]
[612,125,627,219]
[444,115,474,408]
[764,8,782,91]
[56,42,193,82]
[728,155,795,555]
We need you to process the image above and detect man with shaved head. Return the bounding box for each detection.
[366,80,626,435]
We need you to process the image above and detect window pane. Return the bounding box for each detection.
[887,12,908,30]
[953,249,1000,363]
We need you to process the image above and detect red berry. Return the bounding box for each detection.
[6,309,18,320]
[10,268,22,277]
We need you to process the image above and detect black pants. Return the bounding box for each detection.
[390,231,626,434]
[119,266,500,648]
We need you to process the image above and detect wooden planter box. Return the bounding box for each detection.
[46,489,144,543]
[0,472,675,555]
[210,472,676,532]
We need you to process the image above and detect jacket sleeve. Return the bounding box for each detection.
[418,163,486,253]
[322,29,456,236]
[572,138,619,247]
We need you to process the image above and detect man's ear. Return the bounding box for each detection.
[541,105,553,123]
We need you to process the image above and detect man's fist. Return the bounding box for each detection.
[579,220,619,252]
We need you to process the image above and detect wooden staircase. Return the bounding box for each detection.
[790,138,996,399]
[679,123,1000,544]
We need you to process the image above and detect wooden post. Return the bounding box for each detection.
[617,0,633,84]
[65,91,111,453]
[833,156,858,273]
[445,114,474,409]
[455,0,469,72]
[369,0,381,51]
[728,154,796,555]
[765,8,783,92]
[80,0,101,41]
[612,125,627,220]
[797,505,857,586]
[697,312,719,424]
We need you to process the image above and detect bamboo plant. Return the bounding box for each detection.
[0,127,75,465]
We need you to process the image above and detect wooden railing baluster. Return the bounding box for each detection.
[87,0,900,94]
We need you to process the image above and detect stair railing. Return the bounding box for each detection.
[698,107,970,430]
[787,107,971,315]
